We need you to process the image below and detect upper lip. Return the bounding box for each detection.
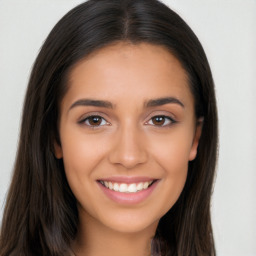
[97,176,157,184]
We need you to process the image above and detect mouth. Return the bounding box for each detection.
[98,180,156,193]
[97,176,159,204]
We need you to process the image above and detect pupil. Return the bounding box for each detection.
[153,116,164,125]
[89,116,101,125]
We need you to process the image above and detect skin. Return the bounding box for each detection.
[54,42,202,256]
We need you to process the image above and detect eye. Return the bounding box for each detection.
[147,115,175,126]
[80,115,109,127]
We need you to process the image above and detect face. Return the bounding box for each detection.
[55,42,202,234]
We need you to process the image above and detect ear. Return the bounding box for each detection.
[189,117,204,161]
[53,140,63,159]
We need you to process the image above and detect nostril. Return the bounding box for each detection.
[109,152,148,169]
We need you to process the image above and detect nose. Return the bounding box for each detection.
[108,124,148,169]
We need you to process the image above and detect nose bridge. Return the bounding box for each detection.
[108,121,148,169]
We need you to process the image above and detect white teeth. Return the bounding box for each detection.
[100,180,154,193]
[108,182,113,190]
[113,183,119,191]
[119,183,128,192]
[143,182,149,189]
[104,181,109,188]
[127,183,137,193]
[136,182,143,191]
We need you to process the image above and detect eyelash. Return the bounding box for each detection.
[146,115,176,127]
[78,115,110,128]
[79,115,176,128]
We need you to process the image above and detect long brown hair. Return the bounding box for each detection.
[0,0,218,255]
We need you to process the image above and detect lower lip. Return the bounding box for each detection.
[97,181,159,205]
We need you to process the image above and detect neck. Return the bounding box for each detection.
[72,210,158,256]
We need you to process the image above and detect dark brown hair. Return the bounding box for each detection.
[0,0,218,255]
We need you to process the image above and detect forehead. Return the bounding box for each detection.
[70,42,188,83]
[63,42,193,111]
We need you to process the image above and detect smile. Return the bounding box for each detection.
[97,178,159,205]
[99,180,154,193]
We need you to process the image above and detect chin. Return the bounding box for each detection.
[94,207,162,235]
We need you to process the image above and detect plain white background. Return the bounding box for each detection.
[0,1,255,255]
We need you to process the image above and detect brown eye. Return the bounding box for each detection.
[83,116,108,127]
[152,116,165,125]
[148,115,174,126]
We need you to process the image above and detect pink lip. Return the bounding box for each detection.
[97,179,159,205]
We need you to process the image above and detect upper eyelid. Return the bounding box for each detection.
[145,115,176,125]
[78,111,109,121]
[79,115,108,123]
[145,112,177,122]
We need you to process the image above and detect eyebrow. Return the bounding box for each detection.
[69,99,114,110]
[145,97,184,108]
[69,96,184,111]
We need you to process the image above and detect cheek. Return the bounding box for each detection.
[157,139,189,201]
[59,128,109,194]
[148,127,194,172]
[59,131,112,219]
[146,129,193,209]
[61,127,106,167]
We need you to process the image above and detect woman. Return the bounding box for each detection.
[0,0,218,255]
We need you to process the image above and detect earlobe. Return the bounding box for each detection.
[53,140,63,159]
[189,117,204,161]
